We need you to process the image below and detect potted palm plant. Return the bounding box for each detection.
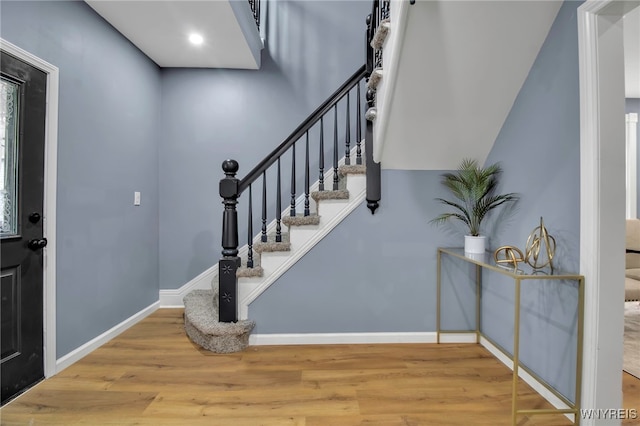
[430,159,519,253]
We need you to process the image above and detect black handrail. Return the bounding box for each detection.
[238,65,367,194]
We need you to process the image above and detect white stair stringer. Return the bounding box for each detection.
[238,171,366,320]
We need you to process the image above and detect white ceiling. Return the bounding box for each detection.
[84,0,262,69]
[85,0,637,92]
[379,1,640,171]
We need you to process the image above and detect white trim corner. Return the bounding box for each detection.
[159,264,218,307]
[249,331,436,346]
[480,336,574,422]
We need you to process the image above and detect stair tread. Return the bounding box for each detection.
[311,189,349,201]
[367,68,383,90]
[370,18,390,50]
[237,265,264,278]
[282,214,321,226]
[338,164,366,176]
[254,235,291,252]
[184,290,255,333]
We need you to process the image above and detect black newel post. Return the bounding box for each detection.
[365,88,381,214]
[219,159,240,322]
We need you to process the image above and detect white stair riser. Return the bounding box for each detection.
[345,174,366,194]
[288,225,321,248]
[238,279,261,309]
[317,199,351,224]
[259,250,293,275]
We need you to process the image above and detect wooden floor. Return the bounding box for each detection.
[1,309,638,425]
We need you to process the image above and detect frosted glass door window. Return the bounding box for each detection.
[1,78,19,237]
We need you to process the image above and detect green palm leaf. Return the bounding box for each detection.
[431,159,519,236]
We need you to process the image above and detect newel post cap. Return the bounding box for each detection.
[220,159,239,199]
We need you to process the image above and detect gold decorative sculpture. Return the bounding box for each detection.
[525,217,556,270]
[494,246,525,269]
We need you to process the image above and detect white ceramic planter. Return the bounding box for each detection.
[464,235,486,254]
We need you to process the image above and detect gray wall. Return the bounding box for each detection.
[627,98,640,215]
[251,0,582,402]
[481,0,582,402]
[250,170,459,333]
[159,0,370,289]
[1,1,161,357]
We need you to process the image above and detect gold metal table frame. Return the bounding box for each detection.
[436,247,585,425]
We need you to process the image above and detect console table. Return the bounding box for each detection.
[436,247,585,425]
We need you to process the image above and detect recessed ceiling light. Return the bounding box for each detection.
[188,33,204,45]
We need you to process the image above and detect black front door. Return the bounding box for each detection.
[0,50,48,405]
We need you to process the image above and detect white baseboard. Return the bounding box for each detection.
[159,265,218,307]
[249,331,437,345]
[479,336,574,421]
[55,301,159,373]
[438,332,478,343]
[249,331,480,346]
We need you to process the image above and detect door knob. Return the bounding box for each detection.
[28,212,41,224]
[27,238,48,251]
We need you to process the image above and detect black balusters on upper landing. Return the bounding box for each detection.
[370,0,390,71]
[248,0,261,30]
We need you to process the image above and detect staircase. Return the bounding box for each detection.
[183,0,391,353]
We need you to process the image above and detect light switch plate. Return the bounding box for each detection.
[134,191,141,206]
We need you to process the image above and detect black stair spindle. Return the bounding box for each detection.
[247,184,254,268]
[333,104,339,191]
[345,92,351,165]
[290,142,296,216]
[304,131,310,216]
[261,171,267,242]
[276,158,282,242]
[319,117,325,191]
[356,82,362,165]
